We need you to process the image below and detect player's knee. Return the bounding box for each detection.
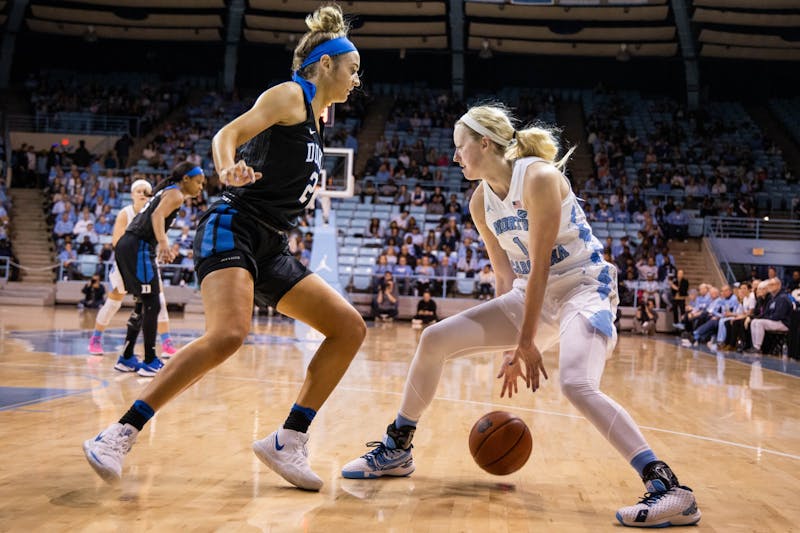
[417,322,449,358]
[326,307,366,345]
[559,376,599,405]
[209,325,250,357]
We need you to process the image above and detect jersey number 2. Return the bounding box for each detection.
[298,171,319,204]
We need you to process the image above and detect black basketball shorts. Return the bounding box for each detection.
[193,202,310,308]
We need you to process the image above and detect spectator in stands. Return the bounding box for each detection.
[633,299,657,336]
[412,290,438,327]
[59,242,80,280]
[637,256,658,280]
[94,214,112,236]
[53,211,75,245]
[457,247,478,277]
[641,272,662,309]
[665,205,689,241]
[80,274,107,309]
[788,269,800,293]
[746,278,793,354]
[366,217,383,239]
[693,284,738,346]
[73,140,92,168]
[394,184,411,211]
[414,255,435,295]
[372,271,399,321]
[433,255,455,296]
[411,185,426,208]
[426,186,445,215]
[393,255,414,295]
[715,283,751,350]
[176,226,194,250]
[477,264,495,300]
[669,269,689,325]
[679,283,712,341]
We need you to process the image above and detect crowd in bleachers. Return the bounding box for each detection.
[6,76,799,343]
[580,88,798,222]
[25,70,189,138]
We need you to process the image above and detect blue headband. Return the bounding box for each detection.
[300,36,357,69]
[292,36,357,103]
[186,166,203,177]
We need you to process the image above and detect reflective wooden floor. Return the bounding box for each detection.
[0,305,798,532]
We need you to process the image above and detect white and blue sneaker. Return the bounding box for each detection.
[137,357,164,377]
[616,461,701,527]
[83,422,138,484]
[252,428,323,491]
[616,485,701,527]
[342,423,416,479]
[114,354,140,373]
[341,440,415,479]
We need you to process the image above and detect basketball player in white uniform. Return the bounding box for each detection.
[342,104,700,528]
[88,179,178,364]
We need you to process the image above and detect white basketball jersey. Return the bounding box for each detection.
[121,204,137,229]
[483,156,611,292]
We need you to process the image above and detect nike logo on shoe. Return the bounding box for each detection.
[275,434,285,451]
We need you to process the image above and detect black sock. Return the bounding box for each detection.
[283,403,317,433]
[118,400,155,431]
[140,292,159,364]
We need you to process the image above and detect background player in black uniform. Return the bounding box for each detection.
[105,161,205,377]
[85,4,364,491]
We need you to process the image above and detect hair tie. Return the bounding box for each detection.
[512,130,518,141]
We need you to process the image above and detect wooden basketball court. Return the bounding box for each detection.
[0,304,798,531]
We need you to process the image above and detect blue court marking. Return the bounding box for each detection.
[652,335,800,378]
[0,386,93,411]
[0,375,109,412]
[8,328,321,357]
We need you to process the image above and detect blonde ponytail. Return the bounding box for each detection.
[458,103,574,170]
[293,4,350,73]
[507,125,575,170]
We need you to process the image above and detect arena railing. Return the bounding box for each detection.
[704,216,800,240]
[8,112,139,136]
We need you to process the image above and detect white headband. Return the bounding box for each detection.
[458,113,513,147]
[131,179,152,194]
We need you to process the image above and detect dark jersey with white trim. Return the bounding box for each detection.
[221,91,324,231]
[125,184,180,246]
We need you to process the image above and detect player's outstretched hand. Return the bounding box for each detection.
[496,342,548,398]
[219,160,263,187]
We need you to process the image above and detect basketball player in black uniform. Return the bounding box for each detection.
[84,4,364,491]
[110,161,205,377]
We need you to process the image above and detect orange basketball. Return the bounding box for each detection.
[469,411,532,475]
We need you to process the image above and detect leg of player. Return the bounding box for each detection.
[88,289,124,355]
[557,316,700,527]
[252,274,366,491]
[83,267,255,484]
[341,292,557,479]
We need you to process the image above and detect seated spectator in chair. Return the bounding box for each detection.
[633,299,657,336]
[718,283,753,350]
[53,212,75,245]
[665,204,689,241]
[693,284,739,347]
[412,290,438,327]
[746,278,794,353]
[679,284,713,344]
[177,226,194,250]
[477,264,495,300]
[58,242,80,280]
[79,274,106,309]
[414,255,435,296]
[372,272,399,321]
[640,272,662,309]
[393,255,414,296]
[76,234,97,255]
[94,214,112,236]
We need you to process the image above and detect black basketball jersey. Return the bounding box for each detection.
[126,184,180,246]
[221,92,324,231]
